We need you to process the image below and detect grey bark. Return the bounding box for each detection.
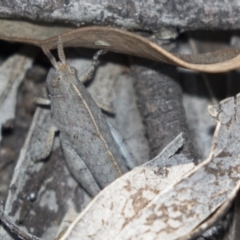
[1,0,240,35]
[131,58,197,161]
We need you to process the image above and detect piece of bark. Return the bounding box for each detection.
[0,58,49,205]
[1,1,240,33]
[0,46,37,143]
[132,58,197,161]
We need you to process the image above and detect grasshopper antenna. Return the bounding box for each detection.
[57,35,66,64]
[43,48,59,70]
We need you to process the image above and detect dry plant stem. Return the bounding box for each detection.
[132,59,197,160]
[0,209,40,240]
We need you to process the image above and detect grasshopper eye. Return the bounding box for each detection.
[51,76,60,87]
[70,67,77,75]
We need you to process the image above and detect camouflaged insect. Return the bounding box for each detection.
[36,37,128,197]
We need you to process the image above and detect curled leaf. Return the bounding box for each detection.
[0,19,75,44]
[41,27,240,73]
[0,20,239,73]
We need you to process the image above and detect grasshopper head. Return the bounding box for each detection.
[45,36,79,95]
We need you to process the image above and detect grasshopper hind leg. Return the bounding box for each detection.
[61,142,101,197]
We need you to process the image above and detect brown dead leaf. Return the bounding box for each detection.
[0,19,239,73]
[0,19,75,44]
[41,27,240,73]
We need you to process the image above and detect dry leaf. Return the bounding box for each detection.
[58,133,194,240]
[0,19,139,47]
[40,27,240,73]
[0,19,75,44]
[1,22,240,73]
[111,94,240,240]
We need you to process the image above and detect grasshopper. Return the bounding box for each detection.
[35,37,129,197]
